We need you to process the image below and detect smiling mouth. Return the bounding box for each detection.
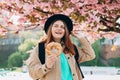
[55,32,62,35]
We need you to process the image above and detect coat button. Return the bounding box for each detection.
[44,69,47,72]
[68,57,70,59]
[73,73,75,76]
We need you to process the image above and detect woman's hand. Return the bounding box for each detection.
[45,54,57,69]
[71,29,85,39]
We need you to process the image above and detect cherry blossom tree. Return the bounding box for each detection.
[0,0,120,42]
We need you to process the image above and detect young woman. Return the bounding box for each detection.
[26,14,95,80]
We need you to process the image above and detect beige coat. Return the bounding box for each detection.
[26,37,95,80]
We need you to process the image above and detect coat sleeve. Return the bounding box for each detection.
[25,46,52,80]
[75,37,96,63]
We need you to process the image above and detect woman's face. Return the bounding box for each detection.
[51,20,65,42]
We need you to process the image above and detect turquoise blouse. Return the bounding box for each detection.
[60,52,73,80]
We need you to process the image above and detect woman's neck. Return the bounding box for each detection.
[53,38,61,43]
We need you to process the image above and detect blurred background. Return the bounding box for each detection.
[0,30,120,80]
[0,0,120,80]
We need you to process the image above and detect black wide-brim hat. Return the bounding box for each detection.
[44,14,73,34]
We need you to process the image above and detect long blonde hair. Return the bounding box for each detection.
[46,20,75,55]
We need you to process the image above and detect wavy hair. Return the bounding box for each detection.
[46,20,75,55]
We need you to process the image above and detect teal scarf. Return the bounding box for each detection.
[60,52,73,80]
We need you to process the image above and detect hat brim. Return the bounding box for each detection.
[44,14,73,33]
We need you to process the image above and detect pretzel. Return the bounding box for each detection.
[45,42,62,57]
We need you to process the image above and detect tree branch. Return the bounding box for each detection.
[24,24,40,30]
[98,27,120,33]
[100,19,111,29]
[33,7,54,14]
[98,28,113,32]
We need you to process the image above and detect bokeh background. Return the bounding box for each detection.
[0,0,120,80]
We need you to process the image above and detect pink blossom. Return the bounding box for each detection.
[84,0,98,4]
[56,1,62,7]
[63,8,74,15]
[0,0,120,42]
[70,0,79,4]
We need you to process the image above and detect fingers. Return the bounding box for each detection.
[47,54,57,62]
[71,30,85,39]
[45,54,57,69]
[71,30,80,38]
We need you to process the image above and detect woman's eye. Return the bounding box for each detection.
[61,26,65,29]
[53,25,58,28]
